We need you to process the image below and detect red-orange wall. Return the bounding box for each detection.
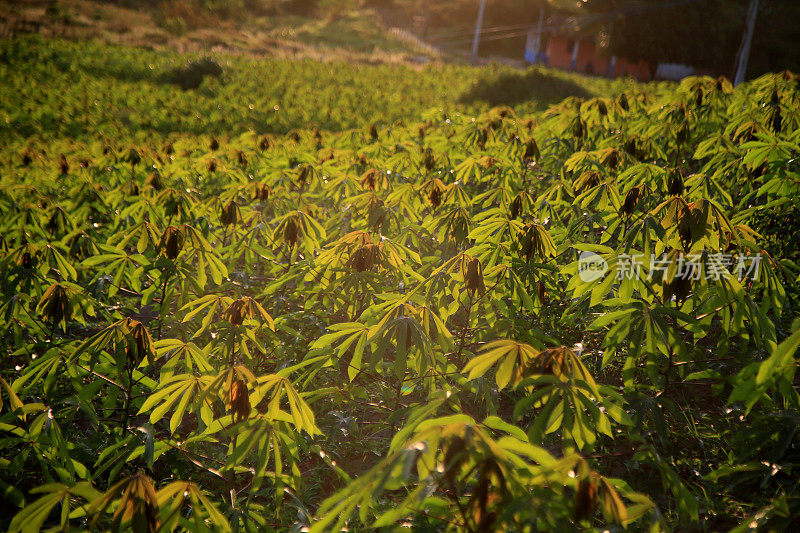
[544,36,651,81]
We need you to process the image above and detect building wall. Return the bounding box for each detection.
[543,36,651,81]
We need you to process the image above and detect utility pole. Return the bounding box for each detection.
[471,0,487,65]
[533,6,545,63]
[734,0,759,85]
[570,40,580,71]
[524,7,545,64]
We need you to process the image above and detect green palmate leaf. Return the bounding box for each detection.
[139,374,211,433]
[253,374,318,435]
[729,323,800,412]
[0,376,25,421]
[0,478,25,508]
[598,476,627,523]
[311,322,372,381]
[755,325,800,386]
[482,415,528,441]
[463,339,539,388]
[155,338,213,373]
[9,482,100,533]
[741,137,793,168]
[156,481,230,531]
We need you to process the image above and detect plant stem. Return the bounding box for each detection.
[662,313,679,393]
[456,292,474,364]
[121,363,135,435]
[156,268,174,340]
[48,319,57,344]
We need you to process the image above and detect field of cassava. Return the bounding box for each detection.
[1,35,799,532]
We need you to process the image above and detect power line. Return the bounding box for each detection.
[428,0,707,49]
[428,22,542,40]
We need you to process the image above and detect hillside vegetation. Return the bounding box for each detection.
[0,36,642,141]
[0,0,429,61]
